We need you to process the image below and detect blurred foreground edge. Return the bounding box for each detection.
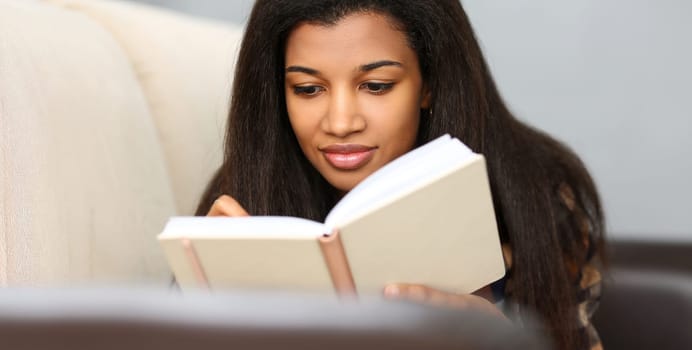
[0,288,550,350]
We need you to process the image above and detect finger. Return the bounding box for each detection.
[385,284,474,309]
[447,294,507,320]
[384,284,434,303]
[385,284,509,321]
[443,292,472,309]
[207,195,250,217]
[426,287,453,307]
[401,284,432,302]
[383,284,401,298]
[385,284,462,309]
[404,284,464,307]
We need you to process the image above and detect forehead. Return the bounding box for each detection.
[284,13,416,69]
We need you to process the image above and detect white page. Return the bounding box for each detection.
[324,135,474,229]
[159,216,325,239]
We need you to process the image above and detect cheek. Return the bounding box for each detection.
[287,115,316,164]
[286,95,326,130]
[369,79,422,119]
[286,100,314,139]
[366,95,421,136]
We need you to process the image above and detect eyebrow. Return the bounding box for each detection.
[285,60,403,75]
[359,60,402,72]
[285,66,319,75]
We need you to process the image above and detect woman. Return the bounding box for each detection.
[197,1,605,349]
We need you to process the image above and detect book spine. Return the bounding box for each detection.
[182,238,210,289]
[318,230,357,299]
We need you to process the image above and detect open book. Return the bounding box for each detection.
[158,135,505,297]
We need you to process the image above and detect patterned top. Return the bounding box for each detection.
[495,184,603,350]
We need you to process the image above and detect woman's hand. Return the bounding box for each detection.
[206,195,249,217]
[383,283,508,321]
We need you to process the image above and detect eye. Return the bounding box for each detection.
[361,82,395,95]
[293,85,324,96]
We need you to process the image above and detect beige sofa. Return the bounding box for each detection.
[0,0,242,286]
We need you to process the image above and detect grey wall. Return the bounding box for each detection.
[127,0,254,23]
[126,0,692,241]
[461,0,692,242]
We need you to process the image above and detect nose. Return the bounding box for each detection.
[321,86,366,138]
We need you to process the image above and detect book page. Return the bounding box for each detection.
[158,217,334,292]
[325,135,473,229]
[159,216,325,239]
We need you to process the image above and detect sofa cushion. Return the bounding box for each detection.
[0,0,172,285]
[49,0,243,215]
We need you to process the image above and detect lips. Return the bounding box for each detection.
[319,144,377,170]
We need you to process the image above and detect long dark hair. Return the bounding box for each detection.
[197,1,605,349]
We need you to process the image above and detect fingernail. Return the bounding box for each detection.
[384,285,399,297]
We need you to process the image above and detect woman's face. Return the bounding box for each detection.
[284,12,430,193]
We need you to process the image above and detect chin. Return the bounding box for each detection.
[325,173,366,194]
